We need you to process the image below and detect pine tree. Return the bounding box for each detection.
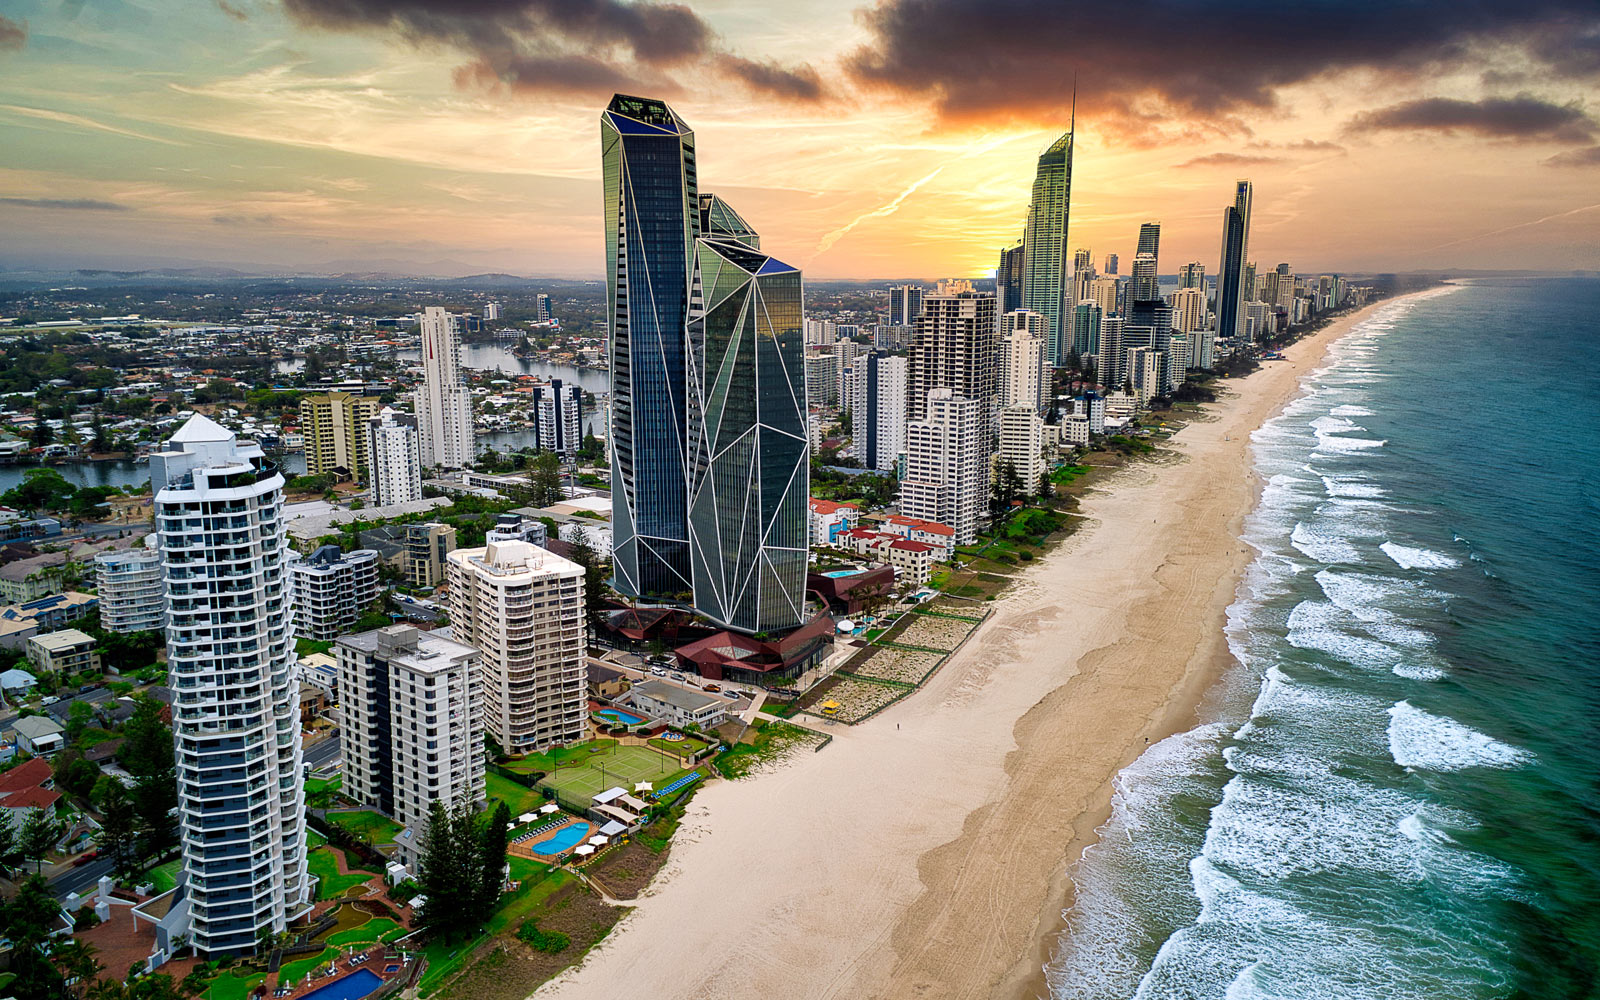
[19,806,63,873]
[477,802,511,914]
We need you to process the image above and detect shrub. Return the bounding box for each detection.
[516,920,570,954]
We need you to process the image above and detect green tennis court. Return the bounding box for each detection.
[536,743,686,808]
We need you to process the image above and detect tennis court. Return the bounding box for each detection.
[536,743,686,808]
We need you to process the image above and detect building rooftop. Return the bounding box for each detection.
[28,628,96,652]
[632,680,722,713]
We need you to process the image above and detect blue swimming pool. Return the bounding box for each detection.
[530,821,592,856]
[594,708,646,726]
[298,969,382,1000]
[821,568,867,578]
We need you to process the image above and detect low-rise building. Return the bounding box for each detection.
[0,592,98,650]
[10,716,66,757]
[404,522,457,588]
[878,516,956,561]
[808,498,860,547]
[834,528,937,585]
[625,680,728,730]
[26,628,101,677]
[0,757,61,830]
[0,552,68,605]
[0,667,36,694]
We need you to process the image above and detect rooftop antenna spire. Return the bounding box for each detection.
[1070,73,1077,136]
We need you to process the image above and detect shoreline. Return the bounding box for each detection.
[533,296,1410,1000]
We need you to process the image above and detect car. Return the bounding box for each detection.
[650,666,667,677]
[721,689,740,699]
[703,684,721,693]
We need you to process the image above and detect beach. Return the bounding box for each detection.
[535,299,1394,1000]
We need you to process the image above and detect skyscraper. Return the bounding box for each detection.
[531,380,582,456]
[863,351,908,473]
[1130,253,1160,304]
[1073,247,1093,273]
[95,542,164,633]
[901,389,986,545]
[996,245,1024,320]
[289,545,380,641]
[1179,261,1206,290]
[603,94,698,599]
[414,307,474,469]
[685,235,810,634]
[1104,253,1119,275]
[1215,180,1254,342]
[1072,302,1103,359]
[300,391,380,480]
[909,291,998,423]
[1020,120,1074,365]
[447,540,585,753]
[1000,310,1049,413]
[1136,221,1161,261]
[367,407,422,507]
[888,284,925,326]
[151,415,308,955]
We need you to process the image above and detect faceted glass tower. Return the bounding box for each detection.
[1021,126,1074,365]
[1216,179,1254,341]
[603,94,699,598]
[152,415,309,955]
[686,235,809,633]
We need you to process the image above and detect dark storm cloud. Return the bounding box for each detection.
[845,0,1600,129]
[0,14,26,52]
[1176,153,1281,169]
[1346,95,1595,143]
[0,197,129,211]
[1544,145,1600,166]
[283,0,823,101]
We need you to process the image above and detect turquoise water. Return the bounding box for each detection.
[297,969,382,1000]
[822,568,868,578]
[530,821,592,856]
[595,708,646,725]
[1048,279,1600,999]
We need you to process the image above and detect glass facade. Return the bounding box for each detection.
[603,94,699,598]
[1021,129,1074,365]
[1217,179,1254,341]
[686,238,809,633]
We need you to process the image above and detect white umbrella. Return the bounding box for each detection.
[516,813,536,824]
[587,834,609,846]
[633,781,653,793]
[573,844,595,856]
[539,803,560,814]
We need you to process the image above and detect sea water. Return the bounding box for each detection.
[1046,279,1600,999]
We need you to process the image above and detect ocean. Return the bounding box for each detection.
[1045,278,1600,999]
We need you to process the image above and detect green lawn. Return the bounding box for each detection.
[484,771,545,817]
[143,859,181,894]
[277,946,339,987]
[648,735,709,758]
[501,739,618,774]
[536,744,685,808]
[304,775,343,797]
[204,970,266,1000]
[327,809,404,844]
[328,916,402,947]
[307,827,328,848]
[307,846,373,900]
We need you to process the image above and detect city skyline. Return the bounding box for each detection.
[2,0,1598,279]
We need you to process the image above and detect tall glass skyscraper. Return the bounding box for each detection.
[685,230,809,633]
[1216,180,1254,342]
[602,94,699,598]
[1021,126,1074,366]
[996,243,1024,318]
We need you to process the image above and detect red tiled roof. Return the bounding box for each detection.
[0,756,54,794]
[0,786,60,810]
[884,516,954,537]
[808,498,859,514]
[889,540,936,553]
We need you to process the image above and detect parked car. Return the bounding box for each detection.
[650,666,667,677]
[722,690,740,699]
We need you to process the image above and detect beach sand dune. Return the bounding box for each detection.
[534,302,1388,1000]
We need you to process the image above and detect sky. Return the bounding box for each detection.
[1,0,1598,280]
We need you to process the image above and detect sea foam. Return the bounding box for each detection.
[1381,541,1462,570]
[1387,701,1534,771]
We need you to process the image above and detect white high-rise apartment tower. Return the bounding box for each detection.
[999,310,1049,414]
[414,307,474,469]
[94,540,165,633]
[901,389,987,544]
[336,624,483,867]
[446,541,586,753]
[863,352,907,473]
[367,407,423,507]
[150,415,309,956]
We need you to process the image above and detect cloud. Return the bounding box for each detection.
[282,0,823,102]
[0,14,25,52]
[216,0,248,21]
[844,0,1600,130]
[212,213,279,225]
[1544,145,1600,166]
[1177,152,1282,169]
[1346,94,1595,143]
[0,197,130,211]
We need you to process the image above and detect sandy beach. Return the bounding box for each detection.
[535,298,1396,1000]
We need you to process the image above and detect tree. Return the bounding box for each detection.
[120,697,177,856]
[2,467,78,511]
[19,806,64,872]
[476,801,511,914]
[96,780,143,879]
[565,527,607,627]
[0,875,67,998]
[52,939,103,1000]
[989,460,1023,521]
[1037,471,1054,503]
[53,746,102,797]
[527,450,563,507]
[0,803,18,874]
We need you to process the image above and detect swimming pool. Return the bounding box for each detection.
[298,969,382,1000]
[821,568,867,578]
[529,821,592,856]
[594,708,646,726]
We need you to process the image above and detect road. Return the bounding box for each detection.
[48,856,116,900]
[304,731,341,770]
